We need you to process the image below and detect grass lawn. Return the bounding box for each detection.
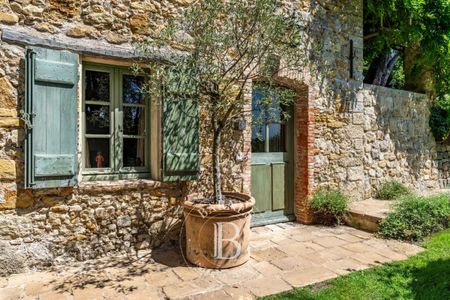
[262,229,450,300]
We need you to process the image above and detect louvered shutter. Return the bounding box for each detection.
[162,72,199,181]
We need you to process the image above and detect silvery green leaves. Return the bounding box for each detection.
[251,84,294,154]
[134,0,308,201]
[253,84,294,123]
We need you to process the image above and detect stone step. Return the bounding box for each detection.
[345,199,393,232]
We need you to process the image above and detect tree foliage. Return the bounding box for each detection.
[136,0,308,202]
[430,95,450,142]
[364,0,450,142]
[364,0,450,96]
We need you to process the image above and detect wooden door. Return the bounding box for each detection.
[251,87,294,226]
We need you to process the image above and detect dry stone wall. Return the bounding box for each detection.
[314,82,445,199]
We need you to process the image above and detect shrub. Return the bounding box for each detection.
[377,181,411,200]
[378,194,450,241]
[310,189,348,225]
[430,96,450,142]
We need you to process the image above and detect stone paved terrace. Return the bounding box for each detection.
[0,223,423,300]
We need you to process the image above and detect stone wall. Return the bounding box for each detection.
[314,82,446,200]
[0,0,195,42]
[0,180,183,276]
[436,141,450,187]
[0,0,363,243]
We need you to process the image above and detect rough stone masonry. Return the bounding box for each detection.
[314,82,448,200]
[0,0,448,275]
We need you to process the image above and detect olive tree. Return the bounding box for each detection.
[137,0,308,203]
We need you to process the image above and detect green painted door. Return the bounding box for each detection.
[251,88,294,226]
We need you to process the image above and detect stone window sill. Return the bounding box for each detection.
[76,179,170,194]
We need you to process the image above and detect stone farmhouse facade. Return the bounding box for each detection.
[0,0,448,270]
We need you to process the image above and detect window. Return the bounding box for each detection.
[251,88,287,153]
[82,64,149,178]
[24,46,198,188]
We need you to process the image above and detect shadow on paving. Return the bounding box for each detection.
[47,242,190,294]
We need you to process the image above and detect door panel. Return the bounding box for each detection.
[251,164,272,213]
[271,163,285,210]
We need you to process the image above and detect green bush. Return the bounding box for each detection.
[379,194,450,241]
[430,96,450,142]
[310,189,348,225]
[377,181,411,200]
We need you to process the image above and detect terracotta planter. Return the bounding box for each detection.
[183,192,255,269]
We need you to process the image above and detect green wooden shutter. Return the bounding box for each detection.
[162,74,199,181]
[24,47,79,188]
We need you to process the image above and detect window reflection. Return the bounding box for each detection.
[123,75,145,104]
[123,138,145,167]
[268,123,286,152]
[122,74,146,168]
[251,125,266,153]
[251,90,266,153]
[85,71,110,102]
[123,107,145,136]
[86,105,110,134]
[251,87,287,153]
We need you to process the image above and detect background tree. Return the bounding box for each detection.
[364,0,450,142]
[137,0,309,203]
[364,0,450,96]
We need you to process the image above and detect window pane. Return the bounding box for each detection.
[268,123,286,152]
[123,75,145,104]
[252,89,267,153]
[251,125,266,153]
[85,104,110,134]
[123,138,145,167]
[86,138,110,168]
[252,89,266,121]
[267,98,282,123]
[123,107,145,136]
[85,70,110,102]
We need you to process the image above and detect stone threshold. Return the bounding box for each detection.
[345,199,393,232]
[345,190,450,233]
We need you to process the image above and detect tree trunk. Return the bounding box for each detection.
[212,129,223,204]
[380,50,399,86]
[364,48,399,86]
[404,46,435,95]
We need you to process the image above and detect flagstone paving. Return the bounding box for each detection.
[0,223,423,300]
